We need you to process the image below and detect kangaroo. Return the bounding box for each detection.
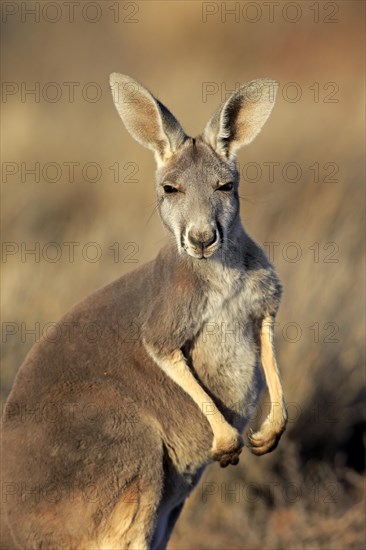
[1,74,287,550]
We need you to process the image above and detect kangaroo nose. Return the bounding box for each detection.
[188,229,217,249]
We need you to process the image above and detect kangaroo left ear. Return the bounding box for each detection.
[203,79,278,159]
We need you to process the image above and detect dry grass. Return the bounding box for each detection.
[1,1,365,548]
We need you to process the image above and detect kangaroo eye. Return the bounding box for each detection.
[163,184,179,194]
[218,182,234,192]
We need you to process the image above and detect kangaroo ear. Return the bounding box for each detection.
[110,73,187,164]
[203,79,278,159]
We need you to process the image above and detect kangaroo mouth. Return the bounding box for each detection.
[188,248,218,259]
[182,238,221,260]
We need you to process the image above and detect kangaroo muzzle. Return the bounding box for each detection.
[185,225,220,259]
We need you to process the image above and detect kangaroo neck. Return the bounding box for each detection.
[164,218,248,280]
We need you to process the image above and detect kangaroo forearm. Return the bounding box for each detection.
[260,315,287,426]
[143,341,243,466]
[247,315,287,455]
[143,344,228,433]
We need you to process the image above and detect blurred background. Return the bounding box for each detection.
[1,1,364,548]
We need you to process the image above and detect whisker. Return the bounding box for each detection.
[239,194,269,205]
[145,202,159,227]
[238,195,255,204]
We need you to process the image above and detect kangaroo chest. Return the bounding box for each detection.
[188,269,263,428]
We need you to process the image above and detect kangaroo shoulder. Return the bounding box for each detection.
[242,237,282,318]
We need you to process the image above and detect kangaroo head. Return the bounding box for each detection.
[110,74,277,260]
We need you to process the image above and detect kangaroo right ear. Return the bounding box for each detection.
[203,79,278,160]
[110,73,187,164]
